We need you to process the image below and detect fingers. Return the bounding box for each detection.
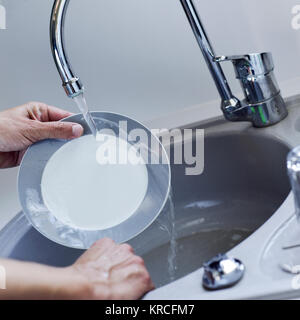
[44,105,74,122]
[104,244,136,269]
[26,102,73,122]
[79,239,134,266]
[11,102,80,141]
[110,264,154,300]
[2,102,79,144]
[89,238,118,257]
[73,238,154,300]
[76,238,119,264]
[92,238,116,249]
[31,121,84,141]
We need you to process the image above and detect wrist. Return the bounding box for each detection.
[0,260,93,300]
[51,266,93,300]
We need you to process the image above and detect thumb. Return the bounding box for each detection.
[34,121,84,141]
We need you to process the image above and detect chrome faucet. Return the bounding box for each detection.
[50,0,288,128]
[180,0,288,127]
[50,0,84,98]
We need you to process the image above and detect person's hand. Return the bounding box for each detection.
[0,238,154,300]
[68,238,154,300]
[0,101,84,168]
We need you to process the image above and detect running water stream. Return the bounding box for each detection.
[73,94,98,137]
[157,190,178,281]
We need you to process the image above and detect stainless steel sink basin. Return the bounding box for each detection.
[0,131,290,289]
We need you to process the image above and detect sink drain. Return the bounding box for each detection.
[202,254,245,290]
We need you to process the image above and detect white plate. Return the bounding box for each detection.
[18,112,170,249]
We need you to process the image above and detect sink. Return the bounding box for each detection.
[0,131,291,289]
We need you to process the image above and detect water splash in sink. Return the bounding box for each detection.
[167,193,178,281]
[157,191,178,281]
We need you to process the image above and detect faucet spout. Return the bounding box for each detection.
[50,0,83,98]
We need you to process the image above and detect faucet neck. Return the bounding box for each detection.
[180,0,235,103]
[50,0,83,98]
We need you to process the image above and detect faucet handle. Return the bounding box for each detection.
[215,52,283,105]
[214,54,250,63]
[215,52,288,127]
[287,146,300,221]
[214,52,274,78]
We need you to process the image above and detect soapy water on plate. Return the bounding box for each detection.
[41,133,149,230]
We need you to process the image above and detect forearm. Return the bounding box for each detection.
[0,259,91,300]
